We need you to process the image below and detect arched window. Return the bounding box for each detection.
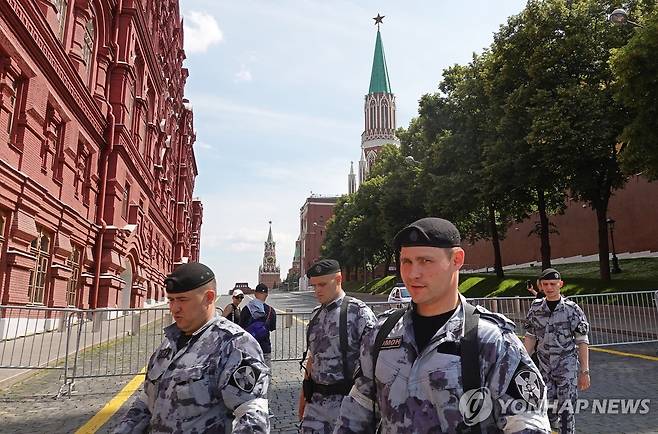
[28,228,51,304]
[55,0,68,41]
[367,150,377,172]
[369,101,376,130]
[0,212,7,259]
[66,246,81,306]
[82,19,95,81]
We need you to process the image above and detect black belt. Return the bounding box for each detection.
[314,381,352,396]
[303,379,352,401]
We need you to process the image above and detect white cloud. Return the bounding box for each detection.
[183,11,223,54]
[234,64,253,82]
[196,141,213,150]
[189,94,359,144]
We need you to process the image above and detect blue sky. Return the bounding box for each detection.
[180,0,527,293]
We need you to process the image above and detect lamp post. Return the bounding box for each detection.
[608,8,643,28]
[606,218,622,274]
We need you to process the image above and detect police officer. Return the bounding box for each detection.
[524,268,590,434]
[298,259,376,433]
[113,262,269,434]
[335,217,551,433]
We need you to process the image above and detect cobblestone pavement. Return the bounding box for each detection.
[1,291,657,433]
[575,344,658,434]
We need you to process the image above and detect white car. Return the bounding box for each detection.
[388,285,412,304]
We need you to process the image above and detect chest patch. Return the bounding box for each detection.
[380,337,402,350]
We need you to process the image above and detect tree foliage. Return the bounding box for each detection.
[324,0,653,282]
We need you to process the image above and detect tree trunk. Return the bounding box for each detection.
[488,204,505,278]
[537,189,552,270]
[596,204,611,281]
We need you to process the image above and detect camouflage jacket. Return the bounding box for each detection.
[302,294,376,432]
[334,295,551,434]
[524,296,589,372]
[112,315,269,434]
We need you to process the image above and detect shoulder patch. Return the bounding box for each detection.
[229,359,262,393]
[511,367,544,409]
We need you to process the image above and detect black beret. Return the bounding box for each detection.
[306,259,341,278]
[539,268,561,281]
[393,217,461,252]
[255,283,269,293]
[164,262,215,293]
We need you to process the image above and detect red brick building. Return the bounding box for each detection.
[0,0,202,309]
[298,195,338,290]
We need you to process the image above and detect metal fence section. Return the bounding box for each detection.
[1,291,657,391]
[0,305,171,394]
[270,310,312,362]
[0,306,80,372]
[467,291,658,346]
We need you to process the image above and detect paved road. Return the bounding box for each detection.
[0,290,657,433]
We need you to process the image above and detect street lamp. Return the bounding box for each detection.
[608,8,643,28]
[606,217,622,274]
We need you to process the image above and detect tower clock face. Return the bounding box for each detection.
[267,256,275,264]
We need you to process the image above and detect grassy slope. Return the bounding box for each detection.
[349,257,658,298]
[462,257,658,297]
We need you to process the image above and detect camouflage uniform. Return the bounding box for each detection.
[335,295,551,434]
[302,294,376,434]
[525,296,589,434]
[113,315,269,434]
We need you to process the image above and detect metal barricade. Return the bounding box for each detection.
[467,291,658,347]
[0,305,170,394]
[1,290,657,391]
[270,311,313,362]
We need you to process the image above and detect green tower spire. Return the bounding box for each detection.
[368,29,392,94]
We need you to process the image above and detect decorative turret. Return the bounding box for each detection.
[348,161,356,194]
[358,14,400,186]
[258,221,281,289]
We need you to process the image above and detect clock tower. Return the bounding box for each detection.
[258,221,281,289]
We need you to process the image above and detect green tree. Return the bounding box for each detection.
[485,1,572,271]
[611,5,658,178]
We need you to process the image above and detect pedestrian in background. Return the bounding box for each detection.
[526,279,544,299]
[524,268,590,434]
[223,288,244,325]
[241,283,276,368]
[298,259,376,434]
[113,262,269,434]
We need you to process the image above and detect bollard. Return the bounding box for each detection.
[131,311,141,335]
[92,309,108,333]
[285,308,293,328]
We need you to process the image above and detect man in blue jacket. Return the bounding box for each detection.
[241,283,276,367]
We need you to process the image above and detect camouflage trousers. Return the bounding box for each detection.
[545,369,578,434]
[300,394,343,434]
